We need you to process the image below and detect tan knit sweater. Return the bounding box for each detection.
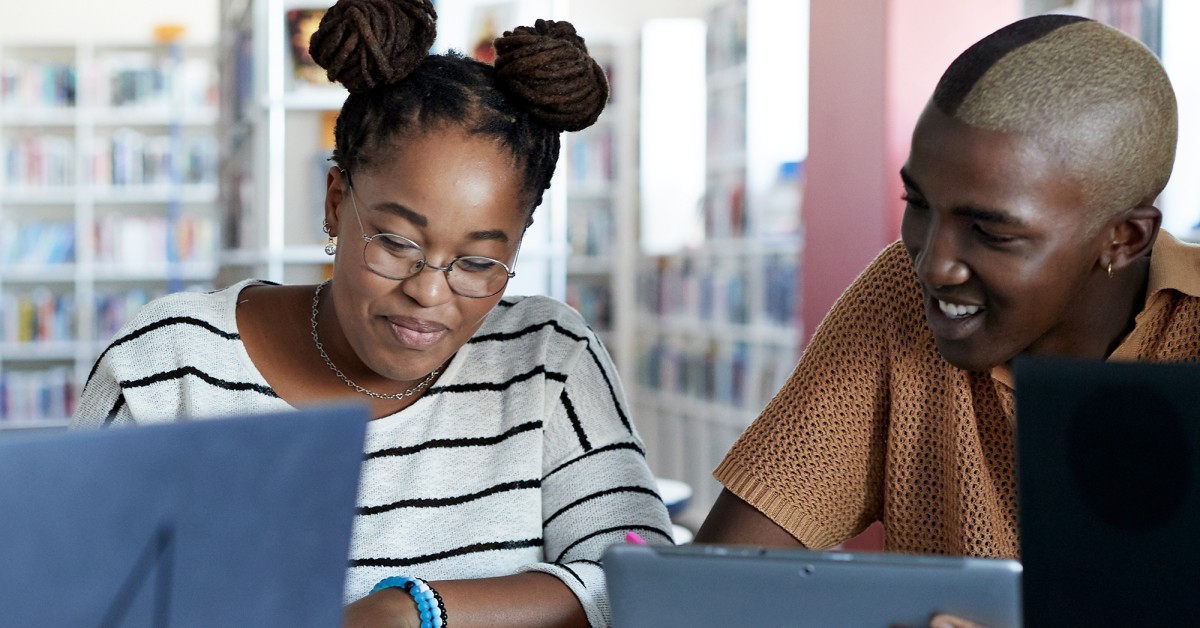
[714,232,1200,558]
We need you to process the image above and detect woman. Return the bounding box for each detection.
[72,1,673,626]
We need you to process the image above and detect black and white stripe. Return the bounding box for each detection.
[73,280,673,627]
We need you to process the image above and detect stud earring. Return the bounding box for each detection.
[322,221,337,255]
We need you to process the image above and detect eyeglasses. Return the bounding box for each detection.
[345,178,517,298]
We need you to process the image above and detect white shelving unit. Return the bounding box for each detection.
[0,38,220,427]
[631,0,807,525]
[563,38,640,382]
[217,0,572,295]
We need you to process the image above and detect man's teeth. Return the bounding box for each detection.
[938,300,980,318]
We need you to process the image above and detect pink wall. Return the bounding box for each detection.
[801,0,1021,344]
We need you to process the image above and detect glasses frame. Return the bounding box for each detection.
[343,173,518,299]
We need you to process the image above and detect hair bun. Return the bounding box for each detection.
[493,19,609,132]
[309,0,437,93]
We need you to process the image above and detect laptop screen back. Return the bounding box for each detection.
[0,404,368,628]
[1015,356,1200,626]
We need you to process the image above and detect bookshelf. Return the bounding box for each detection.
[0,39,220,427]
[632,0,807,525]
[216,0,573,296]
[563,39,640,383]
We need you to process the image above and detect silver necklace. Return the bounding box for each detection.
[310,281,439,400]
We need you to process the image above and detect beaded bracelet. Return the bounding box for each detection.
[371,575,448,628]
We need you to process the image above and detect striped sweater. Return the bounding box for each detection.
[72,279,673,627]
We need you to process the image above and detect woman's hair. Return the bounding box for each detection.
[308,0,609,218]
[931,14,1177,230]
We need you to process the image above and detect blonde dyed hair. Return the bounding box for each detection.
[932,15,1177,230]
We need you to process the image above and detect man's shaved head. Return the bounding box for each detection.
[931,15,1177,228]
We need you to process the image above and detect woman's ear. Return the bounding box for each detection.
[1101,205,1161,273]
[324,166,349,237]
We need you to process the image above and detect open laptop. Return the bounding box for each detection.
[0,403,369,628]
[1014,356,1200,626]
[604,543,1022,627]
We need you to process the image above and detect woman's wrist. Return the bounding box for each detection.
[370,576,447,628]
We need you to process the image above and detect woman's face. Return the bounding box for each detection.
[900,105,1111,372]
[324,127,527,384]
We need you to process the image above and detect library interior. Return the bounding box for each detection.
[2,1,1199,621]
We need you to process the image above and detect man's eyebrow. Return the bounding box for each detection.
[955,205,1027,227]
[899,168,1026,227]
[374,202,511,243]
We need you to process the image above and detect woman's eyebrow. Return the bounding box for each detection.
[374,201,427,227]
[373,202,511,243]
[468,230,509,243]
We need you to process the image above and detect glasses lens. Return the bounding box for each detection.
[364,234,425,279]
[447,256,511,298]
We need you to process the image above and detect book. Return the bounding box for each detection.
[286,8,330,86]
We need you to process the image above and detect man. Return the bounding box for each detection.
[696,14,1198,559]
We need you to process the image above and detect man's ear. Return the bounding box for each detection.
[1100,204,1161,273]
[324,166,349,237]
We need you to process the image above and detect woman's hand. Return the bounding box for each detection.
[343,588,420,628]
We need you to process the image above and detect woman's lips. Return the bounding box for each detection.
[925,296,985,342]
[388,317,449,349]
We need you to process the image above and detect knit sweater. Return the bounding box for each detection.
[714,232,1200,558]
[72,279,674,627]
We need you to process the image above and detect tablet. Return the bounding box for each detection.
[604,543,1022,627]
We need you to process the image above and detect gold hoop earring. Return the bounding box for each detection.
[1107,262,1114,279]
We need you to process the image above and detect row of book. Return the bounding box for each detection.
[3,131,219,188]
[93,214,218,266]
[0,221,74,265]
[566,202,614,258]
[96,52,217,110]
[706,0,748,75]
[565,281,612,332]
[638,254,798,325]
[0,54,217,111]
[635,338,798,412]
[0,367,75,422]
[1,289,75,344]
[568,129,615,187]
[94,130,219,187]
[1,286,198,347]
[0,215,217,266]
[0,59,76,108]
[2,134,74,188]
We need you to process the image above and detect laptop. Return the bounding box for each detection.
[0,403,369,628]
[604,543,1022,627]
[1014,356,1200,626]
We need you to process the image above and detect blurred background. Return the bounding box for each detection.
[1,0,1197,536]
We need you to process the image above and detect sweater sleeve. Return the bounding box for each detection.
[71,347,136,428]
[520,327,674,628]
[713,242,914,548]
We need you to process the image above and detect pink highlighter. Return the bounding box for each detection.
[624,531,647,545]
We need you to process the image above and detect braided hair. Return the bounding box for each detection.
[308,0,609,219]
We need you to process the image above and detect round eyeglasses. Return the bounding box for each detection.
[344,174,517,298]
[361,232,515,298]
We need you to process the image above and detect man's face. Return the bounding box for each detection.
[900,105,1109,372]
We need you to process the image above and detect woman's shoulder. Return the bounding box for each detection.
[485,294,591,335]
[114,279,269,341]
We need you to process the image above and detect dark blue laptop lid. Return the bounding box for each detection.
[0,404,368,628]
